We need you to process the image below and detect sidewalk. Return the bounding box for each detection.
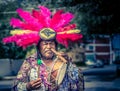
[80,65,120,91]
[80,64,117,76]
[84,76,120,91]
[0,80,13,90]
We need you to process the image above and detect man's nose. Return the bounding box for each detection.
[47,44,51,48]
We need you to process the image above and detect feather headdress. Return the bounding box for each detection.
[3,6,83,48]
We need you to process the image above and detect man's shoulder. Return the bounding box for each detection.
[67,62,79,71]
[26,54,37,60]
[24,54,37,63]
[66,62,84,82]
[67,62,83,76]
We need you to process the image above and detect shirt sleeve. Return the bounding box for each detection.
[68,63,84,91]
[77,68,85,91]
[12,60,31,91]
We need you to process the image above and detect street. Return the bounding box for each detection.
[0,65,120,91]
[84,75,120,91]
[80,65,120,91]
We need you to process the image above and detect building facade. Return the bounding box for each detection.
[85,35,113,65]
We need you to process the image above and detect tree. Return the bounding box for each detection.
[0,0,120,59]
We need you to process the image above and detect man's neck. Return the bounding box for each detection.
[41,57,53,66]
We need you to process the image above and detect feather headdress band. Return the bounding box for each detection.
[3,6,83,48]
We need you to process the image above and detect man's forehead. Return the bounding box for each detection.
[41,40,55,43]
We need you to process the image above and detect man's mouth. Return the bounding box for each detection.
[45,50,52,54]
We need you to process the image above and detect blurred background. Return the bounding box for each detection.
[0,0,120,91]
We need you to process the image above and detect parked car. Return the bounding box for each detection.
[85,59,104,68]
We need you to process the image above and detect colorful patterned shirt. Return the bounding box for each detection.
[12,55,84,91]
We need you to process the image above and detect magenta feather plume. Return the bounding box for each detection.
[56,24,76,32]
[50,10,63,30]
[56,33,83,47]
[38,6,51,18]
[16,8,35,24]
[3,6,83,48]
[3,33,40,48]
[20,23,40,31]
[54,12,74,29]
[17,33,40,47]
[3,36,17,44]
[16,8,43,31]
[38,6,51,27]
[10,18,24,28]
[32,10,47,28]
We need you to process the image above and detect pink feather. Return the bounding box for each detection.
[17,36,40,48]
[3,33,40,48]
[3,36,17,44]
[56,33,83,47]
[16,33,39,46]
[10,18,24,28]
[38,6,51,17]
[38,6,51,27]
[32,10,46,28]
[17,8,34,23]
[53,12,74,30]
[20,23,40,31]
[56,24,76,32]
[17,8,42,31]
[3,6,83,48]
[50,10,63,30]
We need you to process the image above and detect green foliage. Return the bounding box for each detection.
[0,0,120,59]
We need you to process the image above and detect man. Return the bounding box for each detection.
[3,6,84,91]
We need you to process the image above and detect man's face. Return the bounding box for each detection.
[39,40,56,59]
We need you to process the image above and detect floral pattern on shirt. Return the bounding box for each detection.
[12,55,84,91]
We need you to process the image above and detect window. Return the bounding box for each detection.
[86,45,94,51]
[86,54,95,62]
